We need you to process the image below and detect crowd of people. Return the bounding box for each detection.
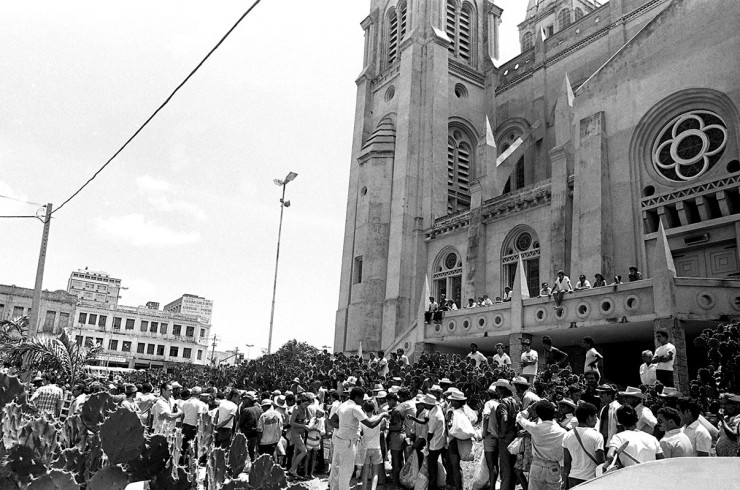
[9,320,740,490]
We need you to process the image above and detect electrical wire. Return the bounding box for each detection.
[0,215,38,219]
[0,194,41,206]
[52,0,264,215]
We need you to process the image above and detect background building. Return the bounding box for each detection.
[67,269,122,308]
[335,0,740,392]
[0,285,77,334]
[163,294,213,324]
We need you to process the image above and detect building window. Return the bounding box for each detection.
[197,350,203,360]
[183,348,192,359]
[447,0,476,64]
[84,337,93,347]
[43,311,56,334]
[432,249,463,307]
[170,347,179,357]
[88,314,97,325]
[558,9,572,30]
[353,256,363,284]
[522,32,533,50]
[75,335,83,346]
[113,317,122,330]
[501,226,541,297]
[386,7,399,67]
[160,323,167,334]
[200,328,206,338]
[652,111,727,182]
[95,337,103,346]
[122,341,131,352]
[575,8,584,20]
[186,326,194,337]
[78,312,87,324]
[137,343,145,354]
[147,344,155,355]
[173,324,182,336]
[125,318,135,330]
[59,312,70,330]
[98,315,106,327]
[157,345,165,356]
[140,321,148,333]
[447,127,474,214]
[150,322,158,333]
[109,339,118,351]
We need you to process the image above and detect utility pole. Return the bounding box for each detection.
[29,203,52,337]
[245,343,253,361]
[210,334,219,366]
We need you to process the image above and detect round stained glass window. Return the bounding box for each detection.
[444,252,458,270]
[516,232,532,252]
[652,111,727,182]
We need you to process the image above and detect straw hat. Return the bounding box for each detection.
[619,386,646,399]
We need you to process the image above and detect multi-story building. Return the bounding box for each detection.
[0,284,77,334]
[67,269,122,309]
[335,0,740,392]
[163,294,213,325]
[74,302,212,369]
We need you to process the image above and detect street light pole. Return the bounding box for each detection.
[245,343,253,361]
[267,172,297,354]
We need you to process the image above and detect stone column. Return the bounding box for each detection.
[653,317,689,395]
[509,333,533,373]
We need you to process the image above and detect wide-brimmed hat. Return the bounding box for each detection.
[444,387,462,395]
[388,386,400,394]
[124,384,137,395]
[658,387,682,398]
[595,384,617,393]
[376,391,387,398]
[512,376,530,387]
[493,379,514,391]
[293,377,301,383]
[429,384,443,392]
[557,398,577,410]
[272,389,281,396]
[619,386,646,399]
[191,386,202,396]
[439,378,453,385]
[487,383,498,392]
[420,393,437,405]
[448,392,467,402]
[260,399,273,407]
[275,395,286,407]
[243,391,257,400]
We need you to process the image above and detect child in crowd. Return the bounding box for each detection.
[360,400,384,490]
[305,409,326,479]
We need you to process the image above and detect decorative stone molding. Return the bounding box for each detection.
[449,59,486,88]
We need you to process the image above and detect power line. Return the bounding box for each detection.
[53,0,264,215]
[0,215,39,219]
[0,194,41,206]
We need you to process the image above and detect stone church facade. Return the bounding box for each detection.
[334,0,740,390]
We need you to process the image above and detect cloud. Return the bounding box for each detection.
[136,174,206,220]
[96,213,200,247]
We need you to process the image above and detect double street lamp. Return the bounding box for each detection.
[267,171,298,354]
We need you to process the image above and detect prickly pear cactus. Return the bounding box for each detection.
[86,465,129,490]
[248,454,288,490]
[51,448,86,482]
[196,411,214,459]
[7,445,45,478]
[166,427,183,480]
[227,433,249,477]
[18,417,59,467]
[0,373,24,410]
[60,414,88,452]
[2,402,25,449]
[207,447,226,490]
[83,433,104,482]
[100,407,145,464]
[26,469,78,489]
[126,434,170,481]
[80,392,117,432]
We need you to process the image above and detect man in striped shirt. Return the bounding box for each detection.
[30,373,63,417]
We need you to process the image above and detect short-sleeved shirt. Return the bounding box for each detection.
[152,396,175,433]
[414,408,430,440]
[427,406,447,451]
[640,363,657,385]
[660,428,693,458]
[584,348,601,374]
[361,419,382,449]
[521,349,539,376]
[335,400,368,442]
[609,430,663,466]
[258,408,284,445]
[216,399,238,430]
[492,353,511,366]
[562,427,604,480]
[467,351,487,367]
[181,397,207,426]
[682,419,712,455]
[553,275,572,292]
[655,343,676,371]
[30,384,63,415]
[544,347,567,367]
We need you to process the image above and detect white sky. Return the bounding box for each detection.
[0,0,526,357]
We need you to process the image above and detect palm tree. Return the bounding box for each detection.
[0,316,30,363]
[8,328,101,388]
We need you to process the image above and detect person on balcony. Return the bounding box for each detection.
[552,270,573,310]
[628,266,642,281]
[575,275,592,291]
[539,282,552,297]
[610,275,623,286]
[464,298,477,309]
[424,297,438,324]
[482,295,493,306]
[593,273,607,287]
[502,286,512,301]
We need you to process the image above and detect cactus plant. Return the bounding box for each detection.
[51,448,86,483]
[227,433,249,477]
[86,465,129,490]
[196,411,214,459]
[60,415,88,452]
[207,447,227,489]
[26,469,78,489]
[100,407,145,464]
[7,445,45,478]
[80,392,117,432]
[126,434,170,481]
[0,372,24,410]
[248,455,287,490]
[18,417,59,467]
[2,402,25,449]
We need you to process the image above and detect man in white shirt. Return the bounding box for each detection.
[329,387,388,490]
[657,407,693,458]
[517,400,567,490]
[180,387,207,464]
[582,337,603,377]
[492,343,511,368]
[652,329,676,388]
[607,405,664,468]
[677,399,711,456]
[562,402,604,488]
[467,343,487,367]
[396,348,409,366]
[152,382,183,434]
[596,384,620,446]
[619,387,657,434]
[520,339,538,383]
[639,350,657,385]
[215,389,239,449]
[512,376,541,410]
[423,394,447,490]
[552,270,573,309]
[424,297,438,324]
[376,350,389,378]
[481,384,500,490]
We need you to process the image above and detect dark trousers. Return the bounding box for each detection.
[447,439,463,490]
[427,448,445,490]
[656,369,674,387]
[246,434,259,461]
[259,443,277,457]
[181,423,197,465]
[215,427,232,449]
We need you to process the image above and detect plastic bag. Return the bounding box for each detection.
[413,459,429,490]
[458,438,474,461]
[507,436,525,455]
[436,460,447,487]
[449,409,477,439]
[472,453,490,490]
[400,451,418,488]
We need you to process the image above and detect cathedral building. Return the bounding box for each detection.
[334,0,740,390]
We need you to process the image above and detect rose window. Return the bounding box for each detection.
[516,232,532,252]
[444,252,458,270]
[652,111,727,182]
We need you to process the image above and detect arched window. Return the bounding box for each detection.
[558,9,572,31]
[575,8,584,21]
[448,126,474,214]
[446,0,476,65]
[501,227,541,297]
[522,31,534,51]
[398,1,408,40]
[386,8,399,67]
[433,248,463,307]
